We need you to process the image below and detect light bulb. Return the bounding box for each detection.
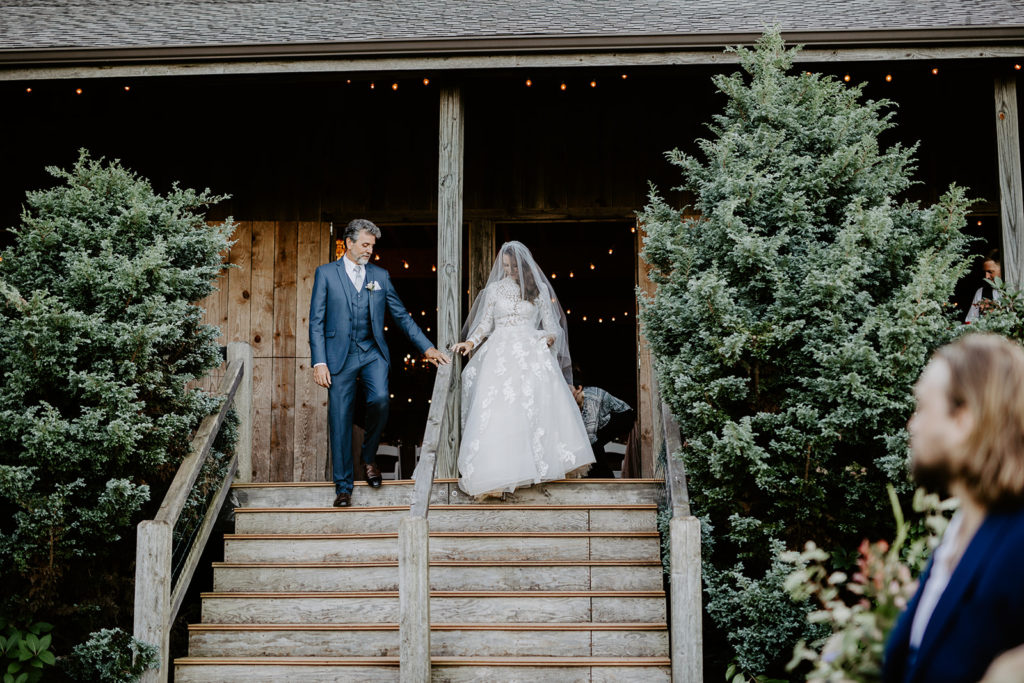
[75,87,83,94]
[392,83,398,91]
[885,74,892,82]
[931,68,939,75]
[525,79,533,87]
[843,75,851,82]
[423,78,430,85]
[560,83,567,91]
[590,81,597,88]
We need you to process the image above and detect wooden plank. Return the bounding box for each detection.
[273,220,298,358]
[636,223,656,479]
[293,357,328,482]
[320,221,333,482]
[468,219,495,305]
[226,220,252,345]
[296,221,319,358]
[270,356,296,482]
[214,255,230,346]
[399,517,431,682]
[251,357,273,482]
[250,221,276,358]
[996,77,1024,288]
[669,516,703,683]
[436,85,464,479]
[13,45,1024,82]
[228,342,254,484]
[134,520,172,683]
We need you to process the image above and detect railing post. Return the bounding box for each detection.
[134,520,172,683]
[399,516,430,682]
[670,515,703,682]
[227,341,254,482]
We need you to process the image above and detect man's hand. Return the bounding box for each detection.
[572,384,585,410]
[313,364,331,388]
[424,347,451,367]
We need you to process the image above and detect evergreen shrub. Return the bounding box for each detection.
[638,31,973,676]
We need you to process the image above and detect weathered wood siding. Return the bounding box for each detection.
[195,220,331,482]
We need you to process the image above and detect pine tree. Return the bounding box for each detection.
[639,30,973,675]
[0,151,234,657]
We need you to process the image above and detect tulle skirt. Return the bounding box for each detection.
[458,325,594,497]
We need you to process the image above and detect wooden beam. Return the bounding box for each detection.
[134,520,171,683]
[469,219,495,304]
[636,223,656,479]
[436,85,464,479]
[4,45,1024,81]
[996,76,1024,287]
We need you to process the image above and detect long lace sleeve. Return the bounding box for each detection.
[539,293,562,343]
[467,288,496,348]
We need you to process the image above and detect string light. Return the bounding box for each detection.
[370,82,376,89]
[560,82,567,91]
[392,83,399,91]
[374,254,380,261]
[124,85,131,91]
[582,316,588,321]
[630,227,636,233]
[624,312,629,316]
[569,271,574,278]
[75,87,83,94]
[608,249,613,255]
[931,67,939,75]
[525,79,532,87]
[423,78,430,85]
[885,74,892,82]
[421,310,426,316]
[551,273,557,279]
[431,265,437,272]
[402,260,409,269]
[977,220,983,226]
[598,318,604,323]
[611,316,616,321]
[843,74,851,82]
[566,309,571,314]
[25,87,31,93]
[589,263,595,270]
[346,79,352,84]
[384,326,389,331]
[590,80,597,88]
[1016,64,1022,71]
[621,74,628,79]
[390,393,395,398]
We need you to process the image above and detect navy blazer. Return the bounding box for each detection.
[308,260,432,374]
[883,505,1024,683]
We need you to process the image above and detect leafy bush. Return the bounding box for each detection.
[0,619,56,683]
[0,151,234,666]
[638,30,973,676]
[64,628,158,683]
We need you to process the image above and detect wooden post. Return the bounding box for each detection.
[227,342,254,483]
[436,85,464,478]
[469,219,495,303]
[399,516,431,682]
[636,223,657,478]
[670,515,704,683]
[996,77,1024,288]
[134,520,172,683]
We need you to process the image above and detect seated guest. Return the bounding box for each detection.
[571,364,634,478]
[884,333,1024,683]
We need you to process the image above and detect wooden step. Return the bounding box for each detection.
[212,559,664,592]
[186,622,669,658]
[234,504,659,534]
[223,530,661,563]
[175,656,671,682]
[199,590,667,625]
[232,479,665,509]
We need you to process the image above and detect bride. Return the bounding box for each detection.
[451,241,594,497]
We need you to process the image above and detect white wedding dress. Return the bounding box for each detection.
[458,277,594,497]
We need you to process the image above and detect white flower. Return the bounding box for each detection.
[366,280,381,291]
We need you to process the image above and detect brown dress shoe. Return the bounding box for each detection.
[364,463,383,488]
[333,492,351,507]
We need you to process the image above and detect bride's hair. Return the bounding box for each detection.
[504,244,541,300]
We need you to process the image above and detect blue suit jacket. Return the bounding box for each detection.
[883,505,1024,683]
[308,260,432,374]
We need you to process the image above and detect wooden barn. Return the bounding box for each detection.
[3,2,1023,681]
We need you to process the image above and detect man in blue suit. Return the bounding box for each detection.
[884,333,1024,683]
[309,219,449,507]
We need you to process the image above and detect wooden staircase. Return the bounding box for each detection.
[174,478,671,682]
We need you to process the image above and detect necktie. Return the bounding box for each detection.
[353,265,364,291]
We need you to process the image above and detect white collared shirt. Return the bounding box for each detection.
[343,256,365,291]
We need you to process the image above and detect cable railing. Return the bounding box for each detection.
[133,342,253,683]
[399,361,455,682]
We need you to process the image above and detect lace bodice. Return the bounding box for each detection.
[467,277,561,348]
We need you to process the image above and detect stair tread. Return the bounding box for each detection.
[227,531,659,539]
[175,655,670,665]
[212,559,661,567]
[237,503,658,512]
[188,622,668,631]
[231,479,665,488]
[201,590,665,598]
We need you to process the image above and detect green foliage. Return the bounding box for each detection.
[966,278,1024,342]
[0,619,56,683]
[638,30,973,676]
[64,628,159,683]
[0,151,234,663]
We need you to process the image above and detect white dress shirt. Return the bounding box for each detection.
[909,512,963,648]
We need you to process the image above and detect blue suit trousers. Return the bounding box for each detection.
[327,345,389,494]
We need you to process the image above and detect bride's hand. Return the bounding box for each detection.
[451,341,475,356]
[544,335,555,347]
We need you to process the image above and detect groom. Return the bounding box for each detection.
[309,219,449,507]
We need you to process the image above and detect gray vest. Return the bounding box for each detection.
[349,278,375,352]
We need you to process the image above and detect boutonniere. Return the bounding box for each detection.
[366,280,382,292]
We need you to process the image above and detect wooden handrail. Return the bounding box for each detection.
[653,377,704,682]
[400,362,456,683]
[134,342,253,683]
